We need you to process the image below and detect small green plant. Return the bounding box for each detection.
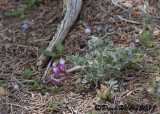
[46,100,58,111]
[75,84,84,92]
[67,36,144,86]
[0,80,11,89]
[50,87,59,92]
[53,0,58,4]
[140,77,160,112]
[20,0,42,13]
[21,69,44,91]
[46,95,63,112]
[41,43,65,64]
[30,37,34,46]
[5,0,42,19]
[127,96,133,104]
[59,95,63,106]
[86,109,95,114]
[41,43,65,57]
[140,15,154,47]
[5,11,18,17]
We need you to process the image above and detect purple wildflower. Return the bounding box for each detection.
[50,74,66,83]
[52,62,59,76]
[59,57,65,71]
[135,39,139,42]
[138,87,143,91]
[50,57,68,83]
[130,42,135,47]
[139,64,143,68]
[116,97,121,102]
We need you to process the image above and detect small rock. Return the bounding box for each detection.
[108,28,114,32]
[84,28,91,34]
[97,26,103,32]
[126,72,130,76]
[22,24,29,30]
[17,8,21,12]
[14,84,19,91]
[57,104,62,107]
[78,41,86,49]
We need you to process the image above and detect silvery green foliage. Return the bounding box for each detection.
[67,36,143,84]
[104,78,118,90]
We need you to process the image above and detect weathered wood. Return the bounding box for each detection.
[37,0,82,68]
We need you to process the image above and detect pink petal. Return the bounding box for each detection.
[52,66,59,76]
[130,42,135,47]
[52,61,57,67]
[59,64,65,71]
[50,74,66,83]
[59,57,66,71]
[135,39,140,43]
[59,57,65,65]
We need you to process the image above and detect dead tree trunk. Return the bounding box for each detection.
[37,0,82,68]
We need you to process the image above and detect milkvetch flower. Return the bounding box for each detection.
[50,74,66,83]
[135,39,140,43]
[50,57,68,83]
[52,61,59,76]
[59,57,65,71]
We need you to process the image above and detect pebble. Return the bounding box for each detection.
[97,26,103,32]
[84,28,91,34]
[17,8,21,12]
[108,28,114,32]
[78,41,86,49]
[57,104,62,107]
[22,24,29,30]
[14,84,19,91]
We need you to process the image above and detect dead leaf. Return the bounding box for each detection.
[92,29,97,33]
[69,34,78,39]
[153,29,160,36]
[156,76,160,82]
[0,86,7,96]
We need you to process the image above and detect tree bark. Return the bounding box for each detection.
[37,0,82,68]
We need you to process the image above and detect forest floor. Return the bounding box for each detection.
[0,0,160,114]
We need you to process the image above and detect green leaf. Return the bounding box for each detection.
[28,0,36,7]
[148,28,154,40]
[5,12,18,17]
[35,75,40,82]
[20,14,25,19]
[35,0,42,2]
[56,43,65,55]
[33,81,39,88]
[25,69,33,77]
[55,59,60,65]
[20,5,28,12]
[146,41,152,47]
[0,80,3,83]
[40,50,56,56]
[158,55,160,62]
[20,74,25,80]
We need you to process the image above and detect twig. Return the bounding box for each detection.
[5,103,29,110]
[111,0,127,11]
[117,15,142,25]
[42,57,53,83]
[66,66,84,73]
